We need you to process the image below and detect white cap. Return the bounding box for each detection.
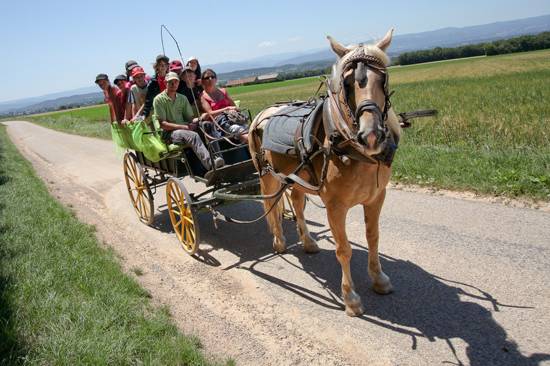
[186,56,198,63]
[166,72,180,82]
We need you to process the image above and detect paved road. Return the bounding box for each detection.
[4,121,550,366]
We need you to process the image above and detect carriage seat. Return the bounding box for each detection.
[261,99,324,157]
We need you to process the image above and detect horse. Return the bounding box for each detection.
[248,29,401,316]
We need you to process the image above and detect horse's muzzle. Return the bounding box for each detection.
[358,126,386,150]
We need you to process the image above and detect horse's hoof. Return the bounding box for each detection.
[344,292,364,316]
[372,280,393,295]
[345,303,365,317]
[303,238,320,254]
[273,238,286,254]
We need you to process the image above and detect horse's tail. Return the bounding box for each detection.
[248,113,264,173]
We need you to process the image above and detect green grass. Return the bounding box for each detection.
[0,126,223,364]
[22,49,550,200]
[25,104,113,140]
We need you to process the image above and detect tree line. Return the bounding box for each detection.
[394,31,550,65]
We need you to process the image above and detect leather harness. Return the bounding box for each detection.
[252,47,397,192]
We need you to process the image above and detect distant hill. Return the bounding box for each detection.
[269,14,550,66]
[1,92,103,117]
[218,60,333,82]
[2,14,549,116]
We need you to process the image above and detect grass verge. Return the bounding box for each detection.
[0,125,223,364]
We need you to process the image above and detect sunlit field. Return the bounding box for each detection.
[23,49,550,200]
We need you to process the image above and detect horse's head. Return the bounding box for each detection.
[327,29,394,155]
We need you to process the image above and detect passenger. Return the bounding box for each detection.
[200,69,248,143]
[95,73,126,124]
[113,74,132,122]
[180,66,203,112]
[125,60,151,84]
[169,61,199,113]
[141,54,169,118]
[169,59,184,75]
[186,56,202,86]
[153,72,224,171]
[125,60,139,81]
[128,66,148,119]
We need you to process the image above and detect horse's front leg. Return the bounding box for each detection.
[326,203,364,316]
[363,189,393,294]
[290,189,319,253]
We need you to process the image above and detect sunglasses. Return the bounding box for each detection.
[203,76,216,80]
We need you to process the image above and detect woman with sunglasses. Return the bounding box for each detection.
[200,69,248,143]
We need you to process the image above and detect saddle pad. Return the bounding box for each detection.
[262,101,321,156]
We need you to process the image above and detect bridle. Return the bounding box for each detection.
[325,46,394,158]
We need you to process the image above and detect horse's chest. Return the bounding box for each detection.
[325,163,390,205]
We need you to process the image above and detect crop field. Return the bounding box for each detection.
[23,49,550,200]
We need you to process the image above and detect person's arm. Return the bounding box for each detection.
[127,88,137,119]
[124,99,133,121]
[142,80,158,118]
[132,104,144,120]
[160,121,191,131]
[105,89,116,123]
[152,95,166,130]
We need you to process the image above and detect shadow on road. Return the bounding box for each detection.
[150,198,549,366]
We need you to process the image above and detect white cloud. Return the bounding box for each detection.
[258,41,276,48]
[288,36,303,42]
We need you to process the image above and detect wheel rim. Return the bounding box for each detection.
[123,152,154,225]
[166,179,198,255]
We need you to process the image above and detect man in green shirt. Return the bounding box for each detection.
[153,72,223,171]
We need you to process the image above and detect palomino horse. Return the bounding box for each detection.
[248,29,401,316]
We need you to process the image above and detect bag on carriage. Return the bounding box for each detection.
[130,119,168,162]
[110,122,139,150]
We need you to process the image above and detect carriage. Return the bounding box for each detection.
[120,111,270,255]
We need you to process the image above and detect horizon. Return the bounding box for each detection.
[1,0,549,103]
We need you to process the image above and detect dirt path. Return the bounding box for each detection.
[4,121,550,366]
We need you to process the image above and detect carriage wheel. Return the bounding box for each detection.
[166,178,200,255]
[123,152,155,225]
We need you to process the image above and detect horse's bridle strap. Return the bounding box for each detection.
[355,99,383,124]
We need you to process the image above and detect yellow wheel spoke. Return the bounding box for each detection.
[125,172,136,184]
[182,226,188,243]
[136,193,143,215]
[183,216,194,224]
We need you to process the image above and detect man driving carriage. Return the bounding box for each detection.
[152,72,224,171]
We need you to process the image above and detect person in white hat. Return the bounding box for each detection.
[152,72,223,171]
[186,56,202,86]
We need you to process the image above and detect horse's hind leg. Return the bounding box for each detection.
[363,189,393,294]
[260,175,287,253]
[290,189,319,253]
[326,203,364,316]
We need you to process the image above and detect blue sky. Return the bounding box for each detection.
[0,0,549,102]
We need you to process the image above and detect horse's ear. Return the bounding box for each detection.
[376,28,394,52]
[327,36,349,58]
